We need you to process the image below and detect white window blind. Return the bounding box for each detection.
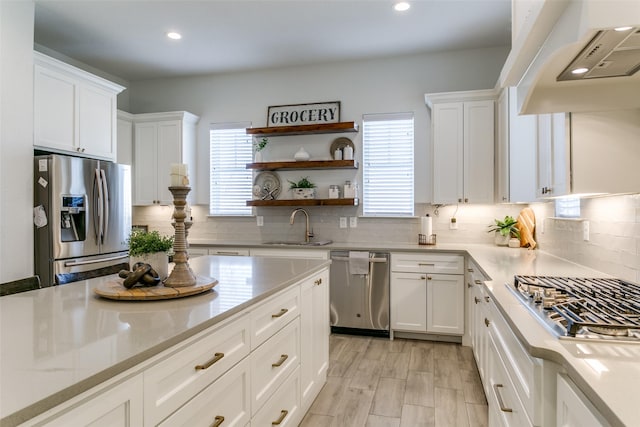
[209,122,252,216]
[362,113,414,217]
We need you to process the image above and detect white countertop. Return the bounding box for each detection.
[1,244,637,426]
[0,255,330,426]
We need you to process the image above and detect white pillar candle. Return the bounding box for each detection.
[170,163,189,186]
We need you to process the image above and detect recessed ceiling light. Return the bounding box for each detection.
[571,67,589,75]
[167,32,182,40]
[614,26,633,32]
[394,2,410,12]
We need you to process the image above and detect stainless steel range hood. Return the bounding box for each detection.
[510,0,640,114]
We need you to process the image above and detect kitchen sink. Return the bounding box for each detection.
[264,240,333,246]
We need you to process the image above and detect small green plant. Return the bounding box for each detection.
[254,137,269,152]
[487,215,520,239]
[127,230,174,257]
[288,176,316,189]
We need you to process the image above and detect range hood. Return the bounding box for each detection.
[511,0,640,114]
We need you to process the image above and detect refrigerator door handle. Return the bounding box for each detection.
[95,168,104,243]
[100,169,109,243]
[64,254,128,267]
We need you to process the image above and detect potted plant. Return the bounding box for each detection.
[488,215,520,246]
[127,230,174,280]
[288,176,316,199]
[253,137,268,162]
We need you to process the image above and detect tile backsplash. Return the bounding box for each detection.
[133,193,640,282]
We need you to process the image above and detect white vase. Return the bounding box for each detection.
[254,150,263,162]
[494,232,510,246]
[130,252,169,280]
[292,188,315,199]
[294,147,310,161]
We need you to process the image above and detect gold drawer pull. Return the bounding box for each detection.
[195,352,224,371]
[272,308,288,318]
[467,268,474,272]
[272,354,288,367]
[418,262,435,266]
[272,410,289,425]
[474,279,482,285]
[212,415,225,427]
[484,296,490,302]
[314,278,322,286]
[493,384,513,413]
[484,318,490,327]
[474,297,480,304]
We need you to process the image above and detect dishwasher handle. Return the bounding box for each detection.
[330,255,388,263]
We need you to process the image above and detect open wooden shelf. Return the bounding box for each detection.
[246,121,359,137]
[246,198,358,207]
[247,159,358,171]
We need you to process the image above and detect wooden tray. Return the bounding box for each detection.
[94,275,218,301]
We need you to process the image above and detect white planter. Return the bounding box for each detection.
[130,252,169,280]
[494,232,511,246]
[254,150,263,162]
[292,188,315,199]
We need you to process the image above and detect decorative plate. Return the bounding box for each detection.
[253,171,281,200]
[330,137,355,159]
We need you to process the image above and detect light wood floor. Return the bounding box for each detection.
[300,334,488,427]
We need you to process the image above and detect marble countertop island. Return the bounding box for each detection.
[0,255,330,426]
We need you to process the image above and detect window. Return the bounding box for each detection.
[362,113,414,217]
[209,122,252,216]
[555,196,581,218]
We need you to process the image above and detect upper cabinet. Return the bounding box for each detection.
[425,90,496,205]
[536,112,569,198]
[132,112,199,206]
[496,87,538,203]
[33,52,125,161]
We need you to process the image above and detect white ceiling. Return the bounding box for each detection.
[34,0,512,81]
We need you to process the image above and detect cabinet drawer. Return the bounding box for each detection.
[466,260,489,289]
[489,300,542,426]
[144,313,251,427]
[252,367,301,427]
[487,331,533,427]
[158,358,251,427]
[391,253,464,274]
[251,285,300,349]
[251,317,300,415]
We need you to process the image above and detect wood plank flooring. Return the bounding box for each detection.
[300,334,488,427]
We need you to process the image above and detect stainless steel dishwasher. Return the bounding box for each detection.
[330,251,390,337]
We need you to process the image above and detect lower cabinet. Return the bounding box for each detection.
[391,272,464,334]
[33,375,143,427]
[556,373,608,427]
[252,367,301,427]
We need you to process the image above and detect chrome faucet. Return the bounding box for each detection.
[290,208,314,243]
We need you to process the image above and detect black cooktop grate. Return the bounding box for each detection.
[513,275,640,337]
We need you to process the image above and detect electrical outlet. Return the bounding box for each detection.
[583,220,589,241]
[350,217,358,228]
[256,216,264,227]
[449,217,458,230]
[339,217,347,228]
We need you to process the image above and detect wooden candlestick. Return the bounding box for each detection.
[163,186,197,287]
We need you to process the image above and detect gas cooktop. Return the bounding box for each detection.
[509,275,640,342]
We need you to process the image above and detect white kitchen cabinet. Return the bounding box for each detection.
[132,111,199,206]
[496,87,538,203]
[300,269,329,413]
[34,374,143,427]
[187,247,209,258]
[391,253,464,335]
[33,52,124,161]
[536,112,569,198]
[556,373,608,427]
[208,247,250,256]
[425,90,496,204]
[116,110,134,165]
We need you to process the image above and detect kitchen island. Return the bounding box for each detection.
[0,255,330,426]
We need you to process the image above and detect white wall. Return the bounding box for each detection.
[0,1,35,282]
[128,46,509,205]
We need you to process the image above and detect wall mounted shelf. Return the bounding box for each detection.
[247,198,358,207]
[247,159,358,171]
[246,121,359,137]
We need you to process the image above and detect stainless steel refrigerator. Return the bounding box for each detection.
[34,154,131,286]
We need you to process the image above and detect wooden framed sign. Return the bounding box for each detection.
[267,101,340,126]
